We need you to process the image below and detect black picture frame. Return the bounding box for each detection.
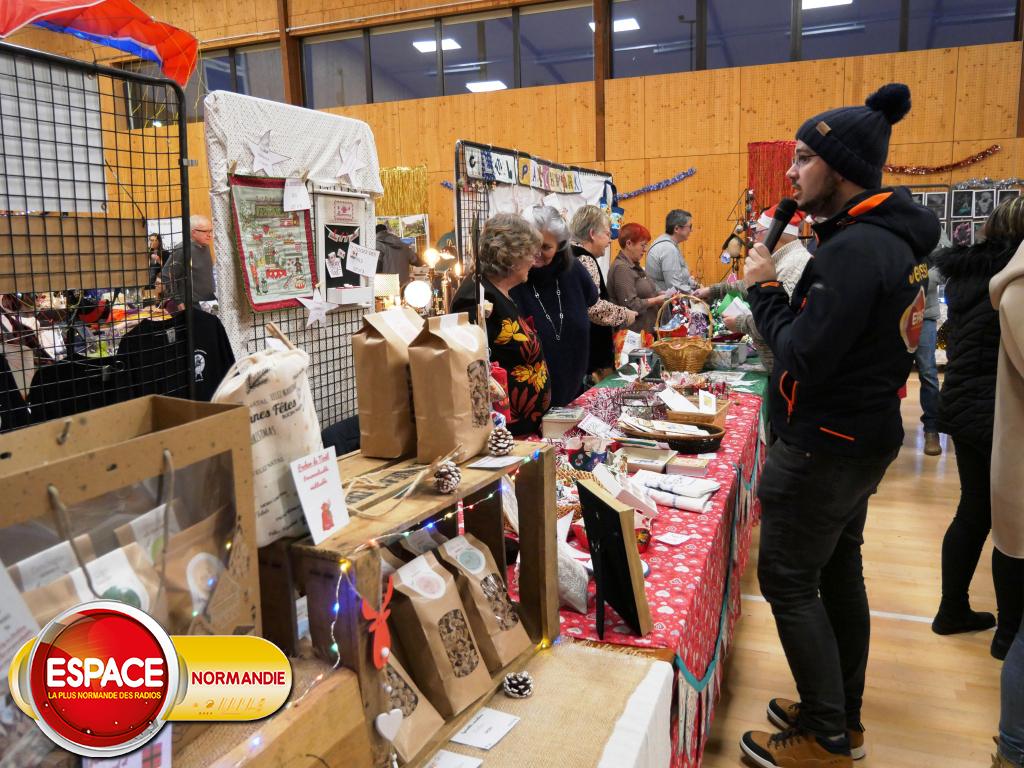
[576,478,653,639]
[951,189,973,217]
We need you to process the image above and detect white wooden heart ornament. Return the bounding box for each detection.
[375,708,404,742]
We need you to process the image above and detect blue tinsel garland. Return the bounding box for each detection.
[439,167,698,200]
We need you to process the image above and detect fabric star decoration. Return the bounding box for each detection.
[247,130,290,175]
[297,288,339,328]
[336,138,367,186]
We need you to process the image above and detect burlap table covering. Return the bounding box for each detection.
[443,641,659,767]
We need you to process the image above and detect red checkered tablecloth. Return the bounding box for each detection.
[555,387,765,766]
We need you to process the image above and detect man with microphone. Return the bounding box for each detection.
[740,84,939,768]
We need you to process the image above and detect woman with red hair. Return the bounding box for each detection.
[608,222,674,335]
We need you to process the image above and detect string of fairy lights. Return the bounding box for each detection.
[233,448,547,764]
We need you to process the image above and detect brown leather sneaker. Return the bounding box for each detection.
[924,431,942,455]
[741,728,852,767]
[767,698,865,760]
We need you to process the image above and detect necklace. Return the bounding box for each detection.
[532,280,564,341]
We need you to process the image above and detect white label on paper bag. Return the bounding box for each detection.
[698,390,717,414]
[129,504,181,564]
[442,537,486,574]
[450,707,520,750]
[283,177,312,211]
[69,548,150,612]
[658,387,699,413]
[397,557,445,600]
[404,527,439,555]
[290,446,350,545]
[0,558,39,697]
[440,314,480,353]
[11,540,80,591]
[345,242,380,276]
[381,308,421,346]
[426,751,482,768]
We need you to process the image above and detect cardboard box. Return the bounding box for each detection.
[617,446,678,474]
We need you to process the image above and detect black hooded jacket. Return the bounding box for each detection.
[935,238,1016,449]
[749,187,940,457]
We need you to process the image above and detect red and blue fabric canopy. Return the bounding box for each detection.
[0,0,198,86]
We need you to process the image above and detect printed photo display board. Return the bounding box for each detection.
[911,186,1020,247]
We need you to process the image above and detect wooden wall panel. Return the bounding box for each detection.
[472,87,559,158]
[556,82,596,165]
[604,77,645,162]
[738,58,847,147]
[882,143,955,187]
[954,42,1021,141]
[950,137,1024,183]
[427,170,455,244]
[644,68,741,158]
[844,48,958,144]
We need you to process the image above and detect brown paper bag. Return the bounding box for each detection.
[399,526,449,559]
[409,313,491,463]
[436,534,531,673]
[385,655,444,763]
[390,552,492,717]
[20,542,168,627]
[352,308,424,458]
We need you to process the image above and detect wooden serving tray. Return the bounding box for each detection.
[663,398,731,428]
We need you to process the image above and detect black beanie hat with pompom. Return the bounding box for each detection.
[795,83,911,190]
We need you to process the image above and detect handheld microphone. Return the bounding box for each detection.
[762,197,799,253]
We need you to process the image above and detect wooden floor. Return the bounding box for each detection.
[702,377,1002,767]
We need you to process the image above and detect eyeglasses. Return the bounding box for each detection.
[791,152,819,168]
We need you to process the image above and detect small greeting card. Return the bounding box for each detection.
[290,446,350,544]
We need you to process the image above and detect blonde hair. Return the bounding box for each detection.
[478,214,542,279]
[570,205,610,244]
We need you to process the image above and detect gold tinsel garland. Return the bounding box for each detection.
[884,144,1001,175]
[377,165,428,216]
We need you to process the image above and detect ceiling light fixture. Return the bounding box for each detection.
[412,38,461,53]
[588,18,640,33]
[802,0,853,9]
[465,80,508,93]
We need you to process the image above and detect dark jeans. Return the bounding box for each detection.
[940,437,992,612]
[1001,564,1024,766]
[757,439,897,737]
[915,317,940,432]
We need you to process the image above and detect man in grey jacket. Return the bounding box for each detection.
[645,209,695,292]
[918,232,949,456]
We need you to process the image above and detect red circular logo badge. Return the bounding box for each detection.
[24,601,179,758]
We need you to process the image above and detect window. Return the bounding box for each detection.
[371,22,442,102]
[801,0,901,60]
[122,60,180,128]
[303,32,368,109]
[235,44,284,104]
[707,0,792,69]
[190,51,232,121]
[907,0,1017,50]
[611,0,698,78]
[441,11,515,95]
[519,1,594,87]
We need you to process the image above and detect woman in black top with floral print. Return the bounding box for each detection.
[452,214,552,435]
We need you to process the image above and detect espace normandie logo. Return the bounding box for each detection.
[7,601,292,758]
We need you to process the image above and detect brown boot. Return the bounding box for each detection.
[992,736,1018,767]
[924,431,942,455]
[767,698,865,760]
[741,728,852,767]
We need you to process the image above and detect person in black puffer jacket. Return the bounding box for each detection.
[932,195,1024,644]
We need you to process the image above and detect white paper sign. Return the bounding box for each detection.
[0,558,39,696]
[83,723,173,767]
[283,177,312,212]
[578,413,625,440]
[290,446,350,545]
[658,387,699,413]
[325,252,345,278]
[698,390,717,415]
[619,330,642,366]
[450,707,520,750]
[345,242,380,277]
[425,750,483,768]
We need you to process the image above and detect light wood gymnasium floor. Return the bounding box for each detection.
[702,377,1002,767]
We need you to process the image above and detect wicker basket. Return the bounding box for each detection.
[651,294,713,372]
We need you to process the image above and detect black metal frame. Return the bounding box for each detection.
[0,40,194,432]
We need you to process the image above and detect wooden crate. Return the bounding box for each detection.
[259,441,557,767]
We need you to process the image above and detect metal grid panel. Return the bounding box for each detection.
[0,42,191,433]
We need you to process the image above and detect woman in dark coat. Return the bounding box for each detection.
[512,205,598,407]
[933,195,1024,657]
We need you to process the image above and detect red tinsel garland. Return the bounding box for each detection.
[747,141,796,214]
[884,144,1001,175]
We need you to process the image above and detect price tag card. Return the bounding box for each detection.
[450,707,520,750]
[290,446,350,544]
[698,390,717,414]
[283,177,311,211]
[345,242,380,277]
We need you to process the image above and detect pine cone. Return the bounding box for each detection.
[433,460,462,494]
[502,671,534,699]
[487,426,515,456]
